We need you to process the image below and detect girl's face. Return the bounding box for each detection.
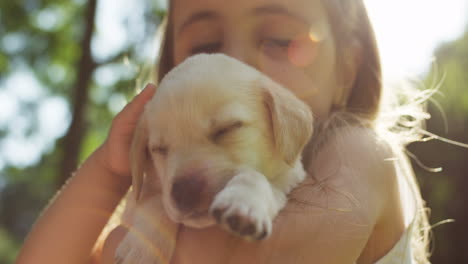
[172,0,342,119]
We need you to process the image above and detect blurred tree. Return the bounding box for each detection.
[57,0,98,188]
[410,27,468,263]
[0,0,165,262]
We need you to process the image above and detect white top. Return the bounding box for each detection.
[374,221,414,264]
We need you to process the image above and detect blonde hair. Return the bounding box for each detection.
[153,0,431,263]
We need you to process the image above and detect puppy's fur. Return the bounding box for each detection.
[115,54,313,263]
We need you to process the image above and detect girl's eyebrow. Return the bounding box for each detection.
[178,10,219,36]
[177,4,309,36]
[252,4,309,25]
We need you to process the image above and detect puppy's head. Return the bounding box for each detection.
[131,54,313,228]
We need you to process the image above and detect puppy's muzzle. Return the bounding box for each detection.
[171,175,206,213]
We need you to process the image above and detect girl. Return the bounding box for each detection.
[17,0,431,263]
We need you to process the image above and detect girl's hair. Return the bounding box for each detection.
[156,2,175,84]
[153,0,431,263]
[323,1,432,262]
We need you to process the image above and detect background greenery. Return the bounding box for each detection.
[0,1,467,263]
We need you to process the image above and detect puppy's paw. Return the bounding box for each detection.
[210,184,273,240]
[115,231,165,264]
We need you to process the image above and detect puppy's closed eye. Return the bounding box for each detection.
[150,145,169,157]
[211,121,244,142]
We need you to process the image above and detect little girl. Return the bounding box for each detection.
[17,0,431,263]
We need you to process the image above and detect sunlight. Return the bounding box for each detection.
[364,0,467,79]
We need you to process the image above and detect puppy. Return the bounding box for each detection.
[115,54,313,264]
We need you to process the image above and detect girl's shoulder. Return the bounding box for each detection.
[310,122,398,181]
[308,112,397,169]
[289,122,409,262]
[312,124,410,262]
[306,121,404,218]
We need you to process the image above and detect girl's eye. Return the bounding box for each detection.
[190,42,222,55]
[260,38,292,61]
[265,39,291,48]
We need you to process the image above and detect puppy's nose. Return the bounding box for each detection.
[171,176,205,212]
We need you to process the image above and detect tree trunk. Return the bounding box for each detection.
[57,0,98,188]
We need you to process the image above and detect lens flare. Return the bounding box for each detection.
[287,30,322,67]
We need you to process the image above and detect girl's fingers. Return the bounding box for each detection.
[136,83,157,103]
[118,83,156,123]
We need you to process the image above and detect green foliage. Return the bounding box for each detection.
[410,27,468,263]
[0,0,166,262]
[0,227,19,264]
[428,30,468,113]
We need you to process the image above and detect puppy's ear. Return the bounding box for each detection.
[261,77,314,165]
[130,114,151,201]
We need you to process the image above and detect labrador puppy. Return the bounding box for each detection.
[115,54,313,264]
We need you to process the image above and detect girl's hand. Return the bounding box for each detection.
[98,83,156,183]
